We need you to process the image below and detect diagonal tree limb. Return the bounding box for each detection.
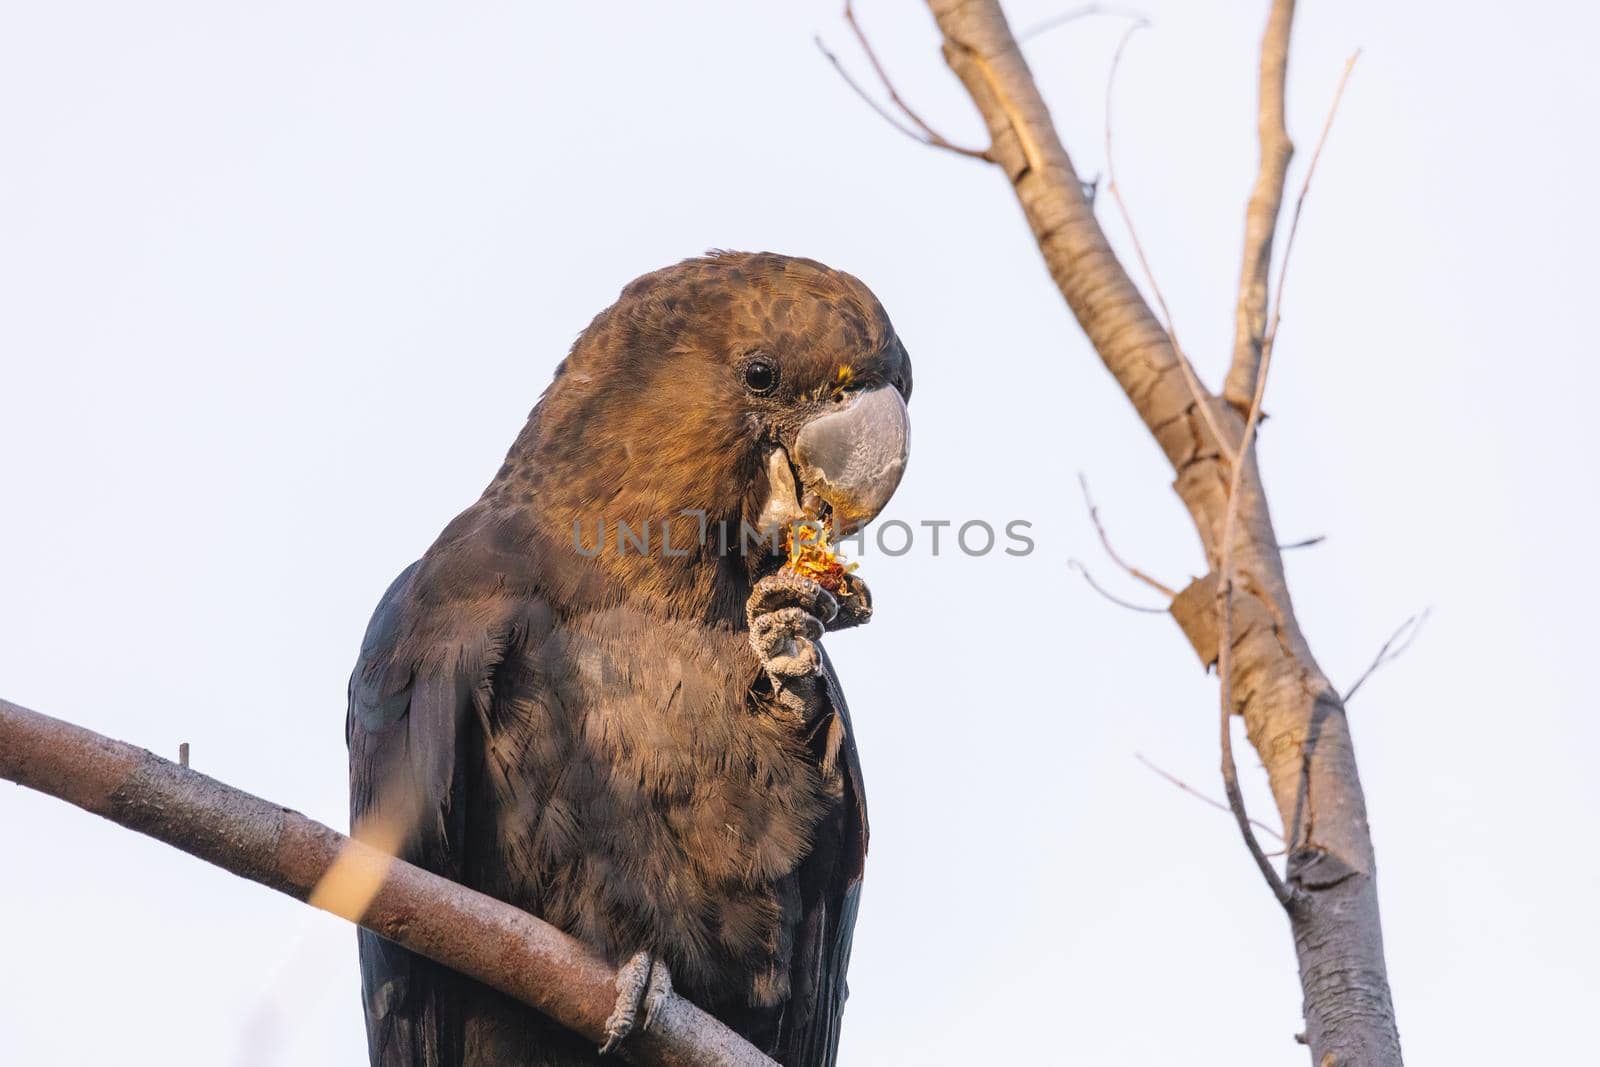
[1214,208,1306,911]
[917,2,1401,1062]
[0,697,776,1067]
[1223,0,1296,415]
[1212,50,1364,913]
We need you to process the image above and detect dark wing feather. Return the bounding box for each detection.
[777,647,870,1067]
[346,559,508,1067]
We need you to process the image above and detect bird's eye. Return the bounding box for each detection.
[743,359,778,396]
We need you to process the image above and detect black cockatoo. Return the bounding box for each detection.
[347,252,912,1066]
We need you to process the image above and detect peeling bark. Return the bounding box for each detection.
[920,1,1402,1062]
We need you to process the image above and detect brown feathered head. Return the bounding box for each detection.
[479,251,913,624]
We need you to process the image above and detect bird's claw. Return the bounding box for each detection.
[599,950,671,1056]
[748,573,836,683]
[830,574,872,631]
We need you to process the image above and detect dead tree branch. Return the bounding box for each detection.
[1210,42,1366,910]
[1344,608,1430,703]
[0,697,776,1067]
[1223,0,1296,415]
[1215,62,1362,873]
[817,2,990,160]
[1214,203,1306,911]
[913,1,1402,1061]
[1078,472,1176,598]
[1219,39,1363,917]
[1018,5,1149,43]
[1069,559,1168,613]
[1135,752,1283,844]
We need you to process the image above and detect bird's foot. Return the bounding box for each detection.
[599,950,672,1056]
[748,571,837,683]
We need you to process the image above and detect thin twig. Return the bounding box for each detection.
[817,38,942,151]
[1344,608,1430,703]
[1136,752,1284,844]
[817,3,991,160]
[1279,534,1326,550]
[1018,4,1150,42]
[1068,560,1168,614]
[1215,54,1360,913]
[1215,517,1300,905]
[1078,472,1176,598]
[1261,52,1361,357]
[1103,22,1237,467]
[841,0,965,148]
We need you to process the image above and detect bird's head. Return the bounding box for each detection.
[491,252,912,622]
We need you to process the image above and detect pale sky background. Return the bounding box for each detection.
[2,2,1595,1064]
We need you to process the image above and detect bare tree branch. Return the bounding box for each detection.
[1214,231,1306,911]
[1214,12,1363,967]
[1077,472,1176,598]
[1069,559,1168,614]
[816,2,990,160]
[916,1,1401,1061]
[1223,0,1296,415]
[1209,48,1366,907]
[0,697,776,1067]
[1018,4,1149,43]
[1135,752,1284,845]
[1344,608,1430,703]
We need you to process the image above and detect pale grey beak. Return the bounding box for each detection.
[793,385,910,534]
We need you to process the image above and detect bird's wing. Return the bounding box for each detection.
[778,646,870,1067]
[345,558,517,1067]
